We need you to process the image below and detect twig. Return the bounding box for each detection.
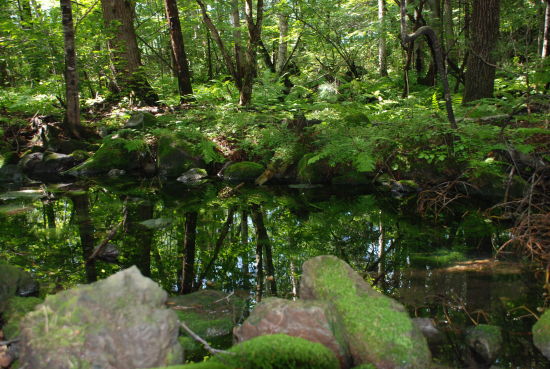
[213,291,234,304]
[179,321,233,356]
[87,220,123,261]
[0,339,19,346]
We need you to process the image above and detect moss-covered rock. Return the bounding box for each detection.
[125,111,157,129]
[222,334,339,369]
[168,290,246,361]
[0,263,39,313]
[2,296,43,339]
[533,310,550,360]
[465,324,502,364]
[300,255,431,368]
[157,135,204,178]
[222,162,264,182]
[66,138,143,176]
[296,154,331,184]
[0,151,19,166]
[19,266,183,369]
[234,297,350,368]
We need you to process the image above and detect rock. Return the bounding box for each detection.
[2,296,43,339]
[125,111,157,129]
[222,334,340,369]
[177,168,208,184]
[0,164,25,183]
[66,138,143,176]
[221,161,264,182]
[157,135,204,178]
[108,168,126,177]
[465,324,502,365]
[19,266,182,369]
[18,152,44,173]
[390,180,419,198]
[533,310,550,360]
[168,290,246,361]
[18,151,82,181]
[297,154,330,184]
[300,255,431,368]
[0,263,39,313]
[412,318,444,344]
[234,297,351,368]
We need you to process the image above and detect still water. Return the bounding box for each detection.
[0,179,547,367]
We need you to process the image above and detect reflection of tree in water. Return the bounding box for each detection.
[0,182,546,366]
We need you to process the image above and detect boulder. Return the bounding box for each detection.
[465,324,502,365]
[18,151,84,180]
[533,310,550,360]
[0,164,25,183]
[157,135,204,178]
[234,297,351,368]
[125,111,157,129]
[177,168,208,184]
[66,138,142,176]
[300,255,431,369]
[221,161,264,182]
[2,296,43,339]
[18,266,182,369]
[412,318,444,345]
[0,263,39,313]
[168,290,246,361]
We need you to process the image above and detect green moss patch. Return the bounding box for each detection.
[222,162,264,182]
[533,310,550,359]
[2,296,43,338]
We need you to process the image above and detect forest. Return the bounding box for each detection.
[0,0,550,368]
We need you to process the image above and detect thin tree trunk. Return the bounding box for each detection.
[377,216,384,275]
[70,193,97,283]
[206,27,213,80]
[400,0,457,129]
[241,210,250,289]
[196,207,236,287]
[100,0,158,105]
[231,0,244,90]
[378,0,388,76]
[251,204,277,296]
[276,12,289,74]
[181,211,198,294]
[123,198,154,277]
[164,0,193,101]
[60,0,80,138]
[289,260,297,300]
[543,0,550,58]
[463,0,501,102]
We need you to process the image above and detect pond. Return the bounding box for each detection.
[0,179,547,368]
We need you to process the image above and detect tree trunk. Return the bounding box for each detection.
[70,193,97,283]
[164,0,193,101]
[60,0,80,139]
[251,204,277,296]
[378,0,388,76]
[123,198,154,277]
[276,12,289,74]
[240,210,250,289]
[543,0,550,58]
[463,0,501,102]
[181,211,198,294]
[100,0,158,105]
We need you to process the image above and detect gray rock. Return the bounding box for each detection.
[533,310,550,360]
[177,168,208,184]
[465,324,502,365]
[124,111,157,129]
[19,266,182,369]
[0,263,39,313]
[234,297,351,369]
[0,164,25,183]
[108,168,126,177]
[412,317,444,344]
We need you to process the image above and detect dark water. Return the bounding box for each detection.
[0,180,547,368]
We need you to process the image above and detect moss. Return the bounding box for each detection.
[410,249,466,267]
[146,362,229,369]
[157,135,201,178]
[533,310,550,359]
[223,162,264,182]
[352,365,377,369]
[303,256,430,367]
[66,138,140,175]
[3,296,43,338]
[219,334,339,369]
[0,151,19,166]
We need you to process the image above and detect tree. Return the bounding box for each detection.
[463,0,501,102]
[100,0,159,105]
[378,0,388,77]
[164,0,193,101]
[543,0,550,58]
[181,211,198,294]
[196,0,264,106]
[60,0,81,138]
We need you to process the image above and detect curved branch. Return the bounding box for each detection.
[400,1,457,129]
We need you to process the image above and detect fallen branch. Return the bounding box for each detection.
[87,220,123,261]
[180,321,233,356]
[0,339,19,346]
